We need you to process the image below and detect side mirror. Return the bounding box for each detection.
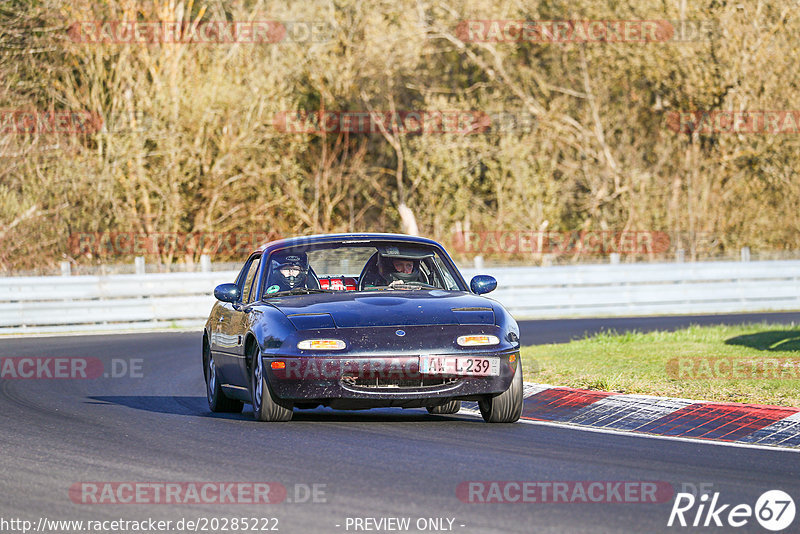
[214,283,240,303]
[470,275,497,295]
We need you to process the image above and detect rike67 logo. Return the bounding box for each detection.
[668,489,795,531]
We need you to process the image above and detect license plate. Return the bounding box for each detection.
[420,356,500,376]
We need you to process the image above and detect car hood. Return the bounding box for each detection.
[265,290,496,328]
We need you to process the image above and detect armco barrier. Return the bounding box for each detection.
[0,271,238,333]
[1,260,799,333]
[461,260,800,318]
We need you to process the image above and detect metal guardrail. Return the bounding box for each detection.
[0,272,238,334]
[462,260,800,318]
[1,260,799,334]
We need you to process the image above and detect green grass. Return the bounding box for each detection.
[520,322,800,408]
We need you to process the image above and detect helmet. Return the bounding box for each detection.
[379,255,422,284]
[269,251,309,291]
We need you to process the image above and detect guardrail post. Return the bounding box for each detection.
[473,255,484,269]
[741,247,751,262]
[609,253,620,264]
[676,249,685,263]
[134,256,145,274]
[60,261,71,276]
[200,254,211,272]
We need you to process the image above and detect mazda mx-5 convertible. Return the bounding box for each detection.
[203,233,523,422]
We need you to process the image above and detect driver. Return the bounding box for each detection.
[266,251,309,293]
[378,256,423,287]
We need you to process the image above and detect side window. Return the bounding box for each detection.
[432,255,459,290]
[241,255,261,304]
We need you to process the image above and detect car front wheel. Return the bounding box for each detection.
[478,359,523,423]
[250,346,293,422]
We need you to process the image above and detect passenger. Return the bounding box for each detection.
[266,251,309,293]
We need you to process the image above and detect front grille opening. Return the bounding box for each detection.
[341,375,459,389]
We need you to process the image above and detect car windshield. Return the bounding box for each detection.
[262,241,463,298]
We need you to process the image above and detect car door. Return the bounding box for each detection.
[226,253,264,389]
[213,253,261,391]
[210,262,243,358]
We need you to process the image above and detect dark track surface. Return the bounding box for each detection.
[518,311,800,345]
[1,314,799,533]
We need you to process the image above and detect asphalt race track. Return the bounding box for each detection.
[1,315,799,533]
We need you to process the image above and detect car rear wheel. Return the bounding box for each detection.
[204,340,243,413]
[426,400,462,415]
[250,346,293,422]
[478,359,523,423]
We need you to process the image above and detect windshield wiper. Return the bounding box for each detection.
[265,288,334,298]
[363,283,440,291]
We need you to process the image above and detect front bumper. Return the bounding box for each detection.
[263,351,519,404]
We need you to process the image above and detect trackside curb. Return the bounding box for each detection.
[463,382,800,449]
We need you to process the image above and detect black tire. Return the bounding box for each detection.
[426,400,462,415]
[478,359,523,423]
[250,345,293,422]
[204,339,243,413]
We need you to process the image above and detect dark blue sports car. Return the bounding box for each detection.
[203,233,522,422]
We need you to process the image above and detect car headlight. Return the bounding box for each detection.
[456,334,500,347]
[297,339,346,350]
